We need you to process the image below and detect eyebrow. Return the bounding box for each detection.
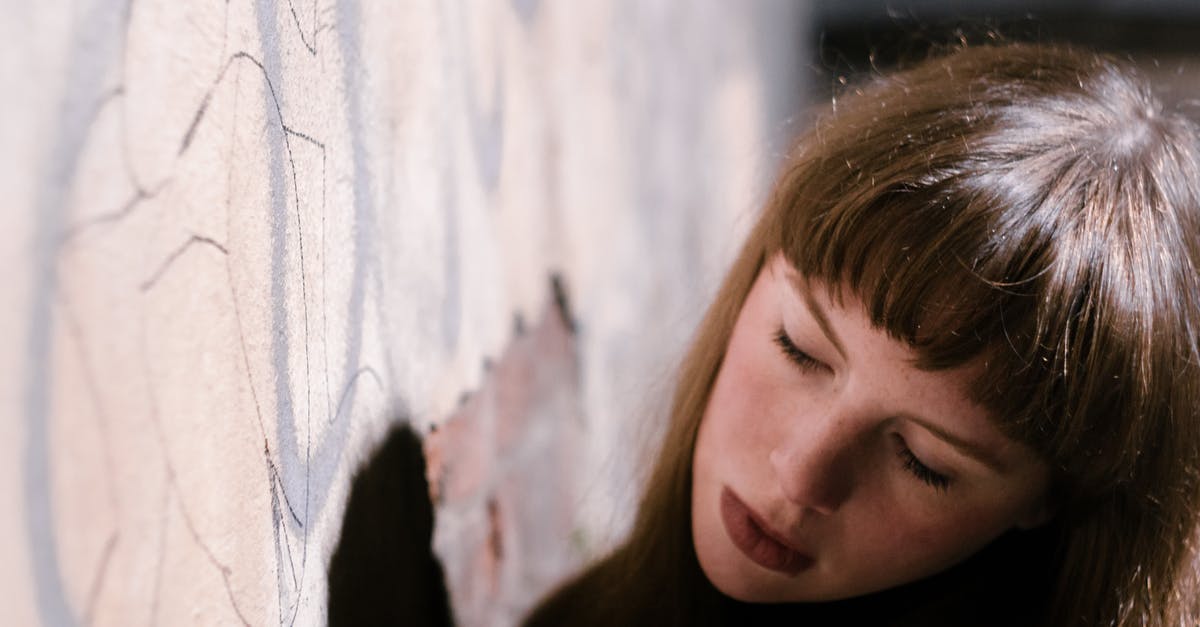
[788,274,848,361]
[904,415,1009,474]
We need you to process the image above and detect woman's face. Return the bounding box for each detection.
[691,254,1052,602]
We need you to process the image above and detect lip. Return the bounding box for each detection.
[719,486,814,576]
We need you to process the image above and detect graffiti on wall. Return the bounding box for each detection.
[7,1,804,625]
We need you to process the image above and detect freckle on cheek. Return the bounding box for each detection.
[899,524,943,552]
[904,512,993,556]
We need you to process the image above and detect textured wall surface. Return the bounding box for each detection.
[2,1,806,625]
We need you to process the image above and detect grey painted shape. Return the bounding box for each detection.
[248,4,380,616]
[442,169,461,351]
[458,11,505,193]
[511,0,539,25]
[25,1,127,626]
[750,1,810,157]
[257,0,377,570]
[252,1,311,621]
[326,0,376,460]
[470,74,504,192]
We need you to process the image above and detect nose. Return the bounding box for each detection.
[769,411,857,516]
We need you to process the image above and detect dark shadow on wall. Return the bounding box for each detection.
[327,421,454,627]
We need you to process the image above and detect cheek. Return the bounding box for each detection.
[697,386,754,477]
[703,357,784,463]
[879,502,1016,569]
[897,518,964,556]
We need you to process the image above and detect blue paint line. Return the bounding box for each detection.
[250,1,310,623]
[24,1,128,625]
[442,170,461,351]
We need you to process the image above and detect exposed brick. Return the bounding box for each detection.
[426,293,585,624]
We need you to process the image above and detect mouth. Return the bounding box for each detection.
[719,486,814,577]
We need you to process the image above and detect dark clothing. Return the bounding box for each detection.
[524,526,1055,627]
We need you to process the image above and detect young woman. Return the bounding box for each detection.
[525,43,1200,626]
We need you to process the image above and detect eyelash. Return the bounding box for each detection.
[898,442,951,491]
[773,327,952,492]
[772,328,823,372]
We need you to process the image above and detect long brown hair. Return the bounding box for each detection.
[527,44,1200,626]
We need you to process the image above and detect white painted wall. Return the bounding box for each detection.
[1,1,807,624]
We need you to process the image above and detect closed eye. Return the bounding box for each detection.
[773,328,825,373]
[893,435,951,492]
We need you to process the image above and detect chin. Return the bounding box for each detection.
[694,544,873,605]
[702,568,777,602]
[702,571,830,605]
[694,544,796,603]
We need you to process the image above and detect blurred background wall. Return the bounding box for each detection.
[1,2,805,625]
[6,1,1200,626]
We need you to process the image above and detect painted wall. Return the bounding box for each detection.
[2,1,806,625]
